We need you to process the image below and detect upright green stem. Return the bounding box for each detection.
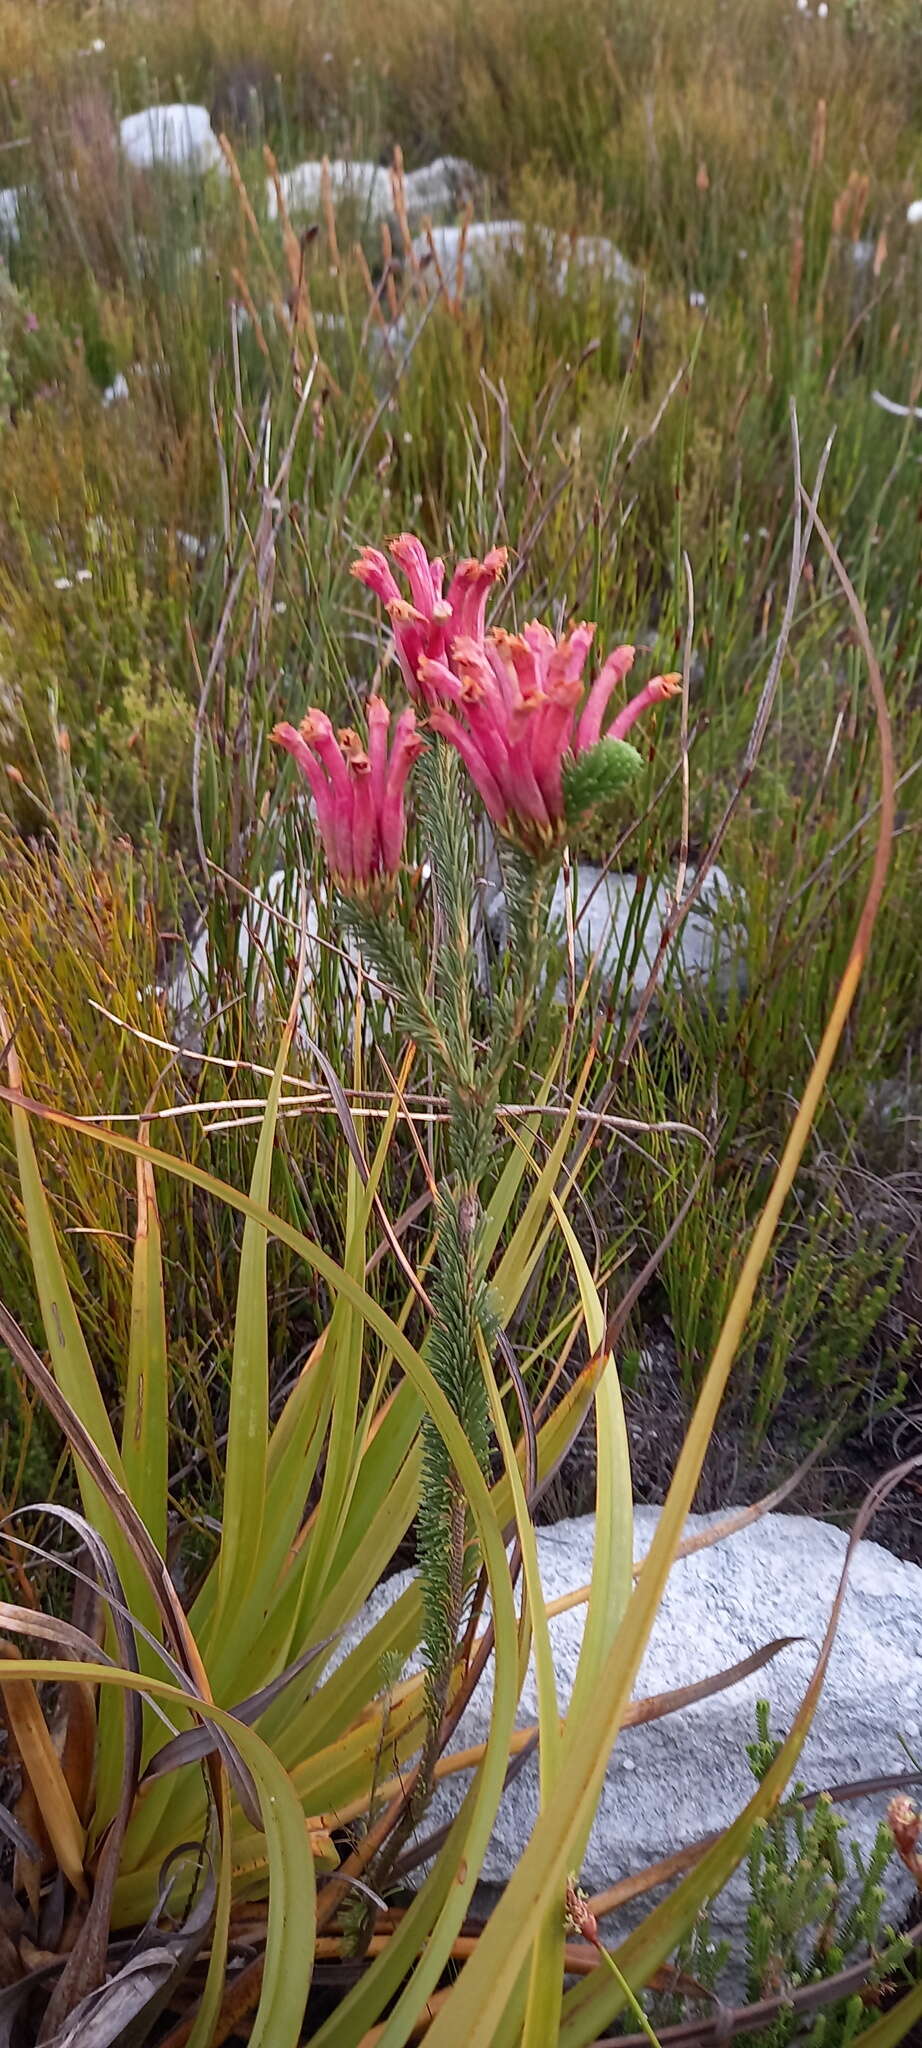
[343,752,551,1900]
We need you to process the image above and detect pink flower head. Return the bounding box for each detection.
[420,622,680,859]
[351,533,508,706]
[272,698,424,897]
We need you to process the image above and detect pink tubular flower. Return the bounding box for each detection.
[351,533,508,706]
[419,622,680,858]
[272,698,424,896]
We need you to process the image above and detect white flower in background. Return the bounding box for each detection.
[907,200,922,226]
[53,576,73,591]
[103,372,129,405]
[91,38,105,52]
[75,568,92,583]
[817,2,828,16]
[688,289,707,309]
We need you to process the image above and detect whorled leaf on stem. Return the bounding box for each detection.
[417,1190,494,1707]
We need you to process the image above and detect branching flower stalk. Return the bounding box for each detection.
[273,531,679,1888]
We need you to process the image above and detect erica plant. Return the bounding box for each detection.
[273,534,678,1872]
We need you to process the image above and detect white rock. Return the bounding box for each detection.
[175,528,208,560]
[344,1509,922,1970]
[171,858,740,1035]
[266,153,478,227]
[486,861,742,1008]
[412,218,525,285]
[411,222,638,345]
[167,870,313,1019]
[412,219,637,302]
[552,232,637,295]
[266,158,391,224]
[102,371,130,406]
[0,185,25,240]
[165,870,380,1043]
[119,104,225,175]
[401,156,478,217]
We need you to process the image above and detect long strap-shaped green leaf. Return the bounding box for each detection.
[0,1090,521,1975]
[421,514,894,2045]
[501,1194,636,2048]
[195,1033,410,1696]
[422,946,882,2045]
[2,1018,165,1829]
[511,1193,636,2048]
[0,1660,314,2048]
[310,1779,493,2048]
[212,1004,298,1635]
[2,1016,131,1537]
[123,1141,168,1557]
[123,1139,172,1776]
[490,1041,597,1316]
[552,1193,633,1728]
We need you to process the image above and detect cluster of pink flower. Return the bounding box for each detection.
[272,534,679,893]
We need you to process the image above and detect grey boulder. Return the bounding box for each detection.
[264,154,477,227]
[119,103,226,175]
[412,219,637,315]
[165,858,743,1037]
[0,185,25,242]
[486,860,743,1008]
[266,157,391,224]
[401,156,478,217]
[344,1509,922,1969]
